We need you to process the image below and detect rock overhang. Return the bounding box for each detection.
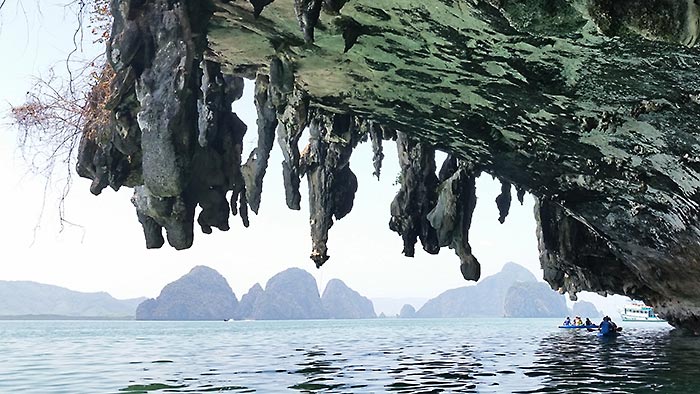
[79,0,700,330]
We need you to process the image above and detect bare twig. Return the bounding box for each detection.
[7,0,112,233]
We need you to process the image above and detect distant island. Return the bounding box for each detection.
[136,266,239,320]
[401,263,599,319]
[0,262,601,320]
[136,266,376,321]
[503,282,568,318]
[0,280,144,319]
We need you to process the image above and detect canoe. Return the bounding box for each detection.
[597,331,621,338]
[558,325,598,329]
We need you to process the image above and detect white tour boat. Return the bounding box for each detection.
[619,302,665,322]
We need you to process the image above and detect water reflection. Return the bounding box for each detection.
[6,320,700,393]
[284,343,484,393]
[520,326,700,393]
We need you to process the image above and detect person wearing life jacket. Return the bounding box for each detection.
[599,316,613,334]
[563,316,571,326]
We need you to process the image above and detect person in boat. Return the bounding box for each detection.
[573,316,583,326]
[611,319,619,332]
[585,318,594,327]
[563,316,571,326]
[598,316,619,335]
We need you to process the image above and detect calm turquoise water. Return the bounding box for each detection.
[0,318,692,393]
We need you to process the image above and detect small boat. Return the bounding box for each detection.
[558,325,598,329]
[619,302,665,322]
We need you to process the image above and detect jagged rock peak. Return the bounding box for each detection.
[135,265,238,321]
[399,304,417,318]
[251,267,327,319]
[322,279,376,319]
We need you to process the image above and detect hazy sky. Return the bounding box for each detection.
[0,2,627,315]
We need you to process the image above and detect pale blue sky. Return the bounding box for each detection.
[0,2,628,316]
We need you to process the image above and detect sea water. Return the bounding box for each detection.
[0,318,692,393]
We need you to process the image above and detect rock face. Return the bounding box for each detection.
[234,283,264,320]
[237,268,327,320]
[79,0,700,330]
[321,279,376,319]
[399,304,417,319]
[503,282,569,318]
[136,266,238,320]
[418,262,536,318]
[572,301,603,318]
[0,281,144,317]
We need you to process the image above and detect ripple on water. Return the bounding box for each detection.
[0,319,688,393]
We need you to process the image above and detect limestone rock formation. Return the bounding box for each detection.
[233,282,264,320]
[503,282,569,318]
[135,266,238,320]
[417,262,536,318]
[78,0,700,330]
[238,268,327,320]
[399,304,417,319]
[572,301,603,318]
[321,279,376,319]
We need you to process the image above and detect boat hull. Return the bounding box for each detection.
[558,325,598,329]
[619,302,665,322]
[620,316,665,322]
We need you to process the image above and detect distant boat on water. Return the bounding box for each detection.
[619,302,665,322]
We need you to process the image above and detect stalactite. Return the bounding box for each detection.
[368,121,384,179]
[223,111,250,228]
[132,186,195,250]
[516,186,526,205]
[389,132,440,257]
[193,60,248,232]
[495,179,512,224]
[427,157,481,281]
[302,113,358,267]
[76,0,255,248]
[270,57,308,210]
[242,74,278,214]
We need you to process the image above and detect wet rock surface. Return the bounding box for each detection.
[80,0,700,330]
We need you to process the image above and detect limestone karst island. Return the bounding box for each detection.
[75,0,700,331]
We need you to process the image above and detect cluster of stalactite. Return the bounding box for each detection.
[75,0,529,279]
[70,0,700,332]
